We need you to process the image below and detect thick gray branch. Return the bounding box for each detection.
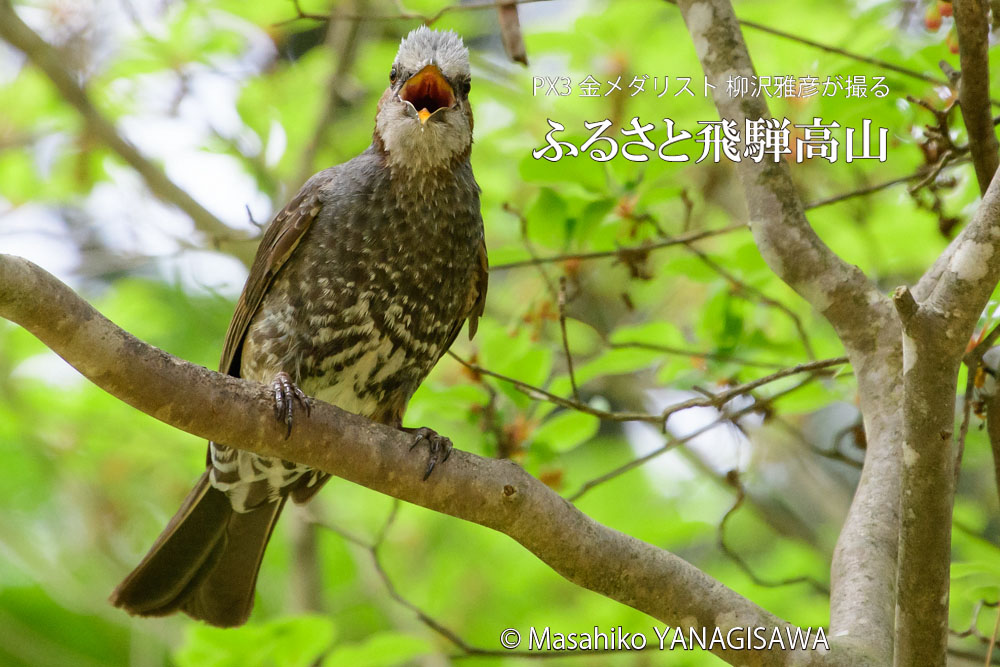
[926,169,1000,343]
[674,0,885,347]
[0,1,255,264]
[954,0,999,195]
[675,1,902,662]
[0,254,862,667]
[827,325,902,664]
[893,320,958,666]
[886,69,1000,665]
[894,163,1000,665]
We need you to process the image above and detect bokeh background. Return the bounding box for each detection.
[2,0,1000,664]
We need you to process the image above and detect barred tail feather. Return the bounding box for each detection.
[110,470,286,627]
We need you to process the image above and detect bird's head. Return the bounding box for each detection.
[375,27,473,171]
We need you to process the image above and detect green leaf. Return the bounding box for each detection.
[321,632,431,667]
[609,320,686,347]
[532,409,600,453]
[573,347,660,385]
[175,616,336,667]
[524,187,569,249]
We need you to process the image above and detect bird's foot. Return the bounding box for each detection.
[402,426,453,480]
[271,371,310,438]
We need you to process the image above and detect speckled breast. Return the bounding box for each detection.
[241,167,482,424]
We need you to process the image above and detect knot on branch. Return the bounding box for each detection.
[892,285,919,330]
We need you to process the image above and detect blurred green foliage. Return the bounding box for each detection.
[2,0,1000,665]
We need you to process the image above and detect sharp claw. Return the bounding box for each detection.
[404,427,453,481]
[271,372,308,439]
[409,428,428,451]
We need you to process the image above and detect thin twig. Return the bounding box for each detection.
[718,472,830,595]
[657,357,848,425]
[771,414,863,469]
[492,223,746,271]
[0,3,252,261]
[910,151,958,194]
[568,372,830,501]
[958,324,1000,484]
[606,341,794,370]
[661,0,950,89]
[504,202,559,297]
[739,18,949,88]
[949,598,999,645]
[493,161,971,275]
[805,172,923,210]
[988,603,1000,666]
[568,415,724,502]
[957,362,978,486]
[310,503,629,659]
[557,276,579,401]
[682,244,815,359]
[280,0,555,26]
[295,0,366,187]
[447,352,847,429]
[448,351,659,423]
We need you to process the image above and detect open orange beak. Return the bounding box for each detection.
[399,64,456,125]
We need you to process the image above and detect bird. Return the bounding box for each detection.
[110,26,487,628]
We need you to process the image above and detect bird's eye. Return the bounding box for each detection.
[458,78,471,95]
[389,66,398,83]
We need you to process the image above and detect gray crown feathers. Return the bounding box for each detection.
[395,26,470,79]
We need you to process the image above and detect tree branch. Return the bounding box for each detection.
[491,222,745,271]
[450,351,845,429]
[893,168,1000,664]
[953,0,999,195]
[925,169,1000,343]
[660,0,959,91]
[293,0,365,189]
[0,1,255,264]
[892,313,958,665]
[310,504,628,659]
[675,2,903,662]
[674,0,885,348]
[0,253,861,666]
[718,473,830,596]
[279,0,553,27]
[681,245,816,358]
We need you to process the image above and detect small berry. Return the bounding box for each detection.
[925,5,942,30]
[561,257,581,279]
[938,0,953,17]
[947,29,959,53]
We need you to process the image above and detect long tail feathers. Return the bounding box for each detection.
[110,470,286,627]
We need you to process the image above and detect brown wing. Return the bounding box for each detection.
[437,235,489,361]
[467,237,489,340]
[219,179,325,376]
